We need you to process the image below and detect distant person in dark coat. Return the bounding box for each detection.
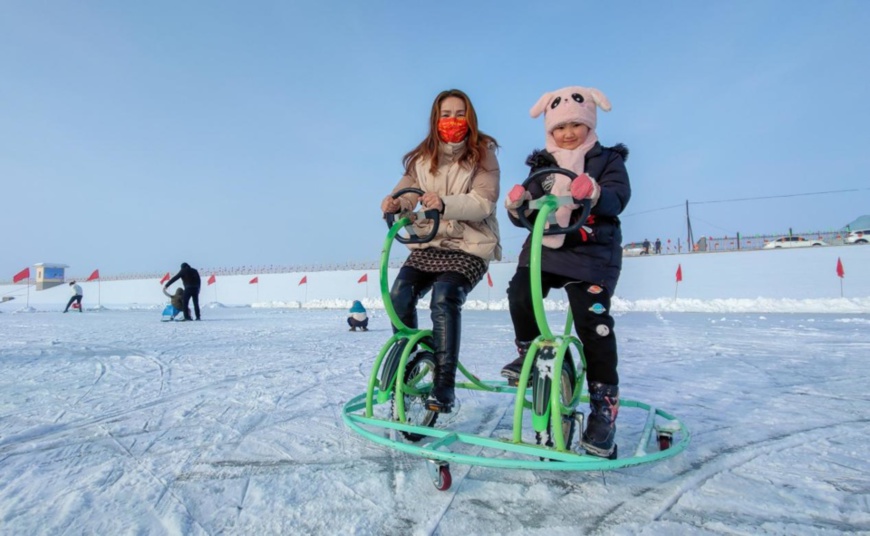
[164,263,201,321]
[347,300,369,331]
[654,238,662,254]
[642,238,651,255]
[63,281,83,313]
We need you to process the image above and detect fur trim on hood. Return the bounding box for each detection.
[610,144,629,161]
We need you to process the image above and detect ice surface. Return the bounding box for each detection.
[2,308,868,534]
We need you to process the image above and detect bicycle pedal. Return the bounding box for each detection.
[425,400,453,414]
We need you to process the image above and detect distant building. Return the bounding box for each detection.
[844,215,870,231]
[34,263,68,291]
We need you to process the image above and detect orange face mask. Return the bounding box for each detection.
[437,117,469,143]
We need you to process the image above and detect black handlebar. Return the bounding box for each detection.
[384,188,442,244]
[516,167,593,235]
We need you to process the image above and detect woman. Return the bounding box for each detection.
[380,89,501,413]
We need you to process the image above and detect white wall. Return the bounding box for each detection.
[2,245,868,308]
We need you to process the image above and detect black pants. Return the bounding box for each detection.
[64,295,83,312]
[390,266,474,396]
[390,267,473,330]
[183,287,201,320]
[507,267,618,385]
[347,317,369,329]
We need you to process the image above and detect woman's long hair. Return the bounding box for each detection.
[402,89,499,175]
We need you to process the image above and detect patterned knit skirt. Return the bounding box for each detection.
[403,248,488,289]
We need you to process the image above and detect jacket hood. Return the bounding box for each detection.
[525,143,629,171]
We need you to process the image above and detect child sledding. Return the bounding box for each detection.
[161,287,185,321]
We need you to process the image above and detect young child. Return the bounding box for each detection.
[162,286,185,320]
[347,300,369,331]
[503,85,631,457]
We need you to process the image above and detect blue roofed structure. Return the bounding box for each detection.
[844,215,870,231]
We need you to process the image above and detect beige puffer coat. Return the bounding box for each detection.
[390,141,502,261]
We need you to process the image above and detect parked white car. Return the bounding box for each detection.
[762,236,827,249]
[623,242,648,256]
[845,229,869,245]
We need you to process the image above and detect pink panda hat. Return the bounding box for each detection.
[530,85,611,156]
[529,86,611,248]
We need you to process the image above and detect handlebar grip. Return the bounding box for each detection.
[384,188,441,244]
[517,167,593,235]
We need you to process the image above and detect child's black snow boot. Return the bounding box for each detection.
[581,381,619,458]
[500,340,533,385]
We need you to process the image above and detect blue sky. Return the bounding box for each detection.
[2,1,869,278]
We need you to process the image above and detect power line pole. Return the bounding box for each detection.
[686,200,695,251]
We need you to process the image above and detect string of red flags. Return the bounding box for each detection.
[12,267,29,283]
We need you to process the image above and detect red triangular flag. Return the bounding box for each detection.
[298,275,308,286]
[160,272,170,284]
[249,276,259,284]
[12,267,30,283]
[836,257,845,278]
[87,269,100,281]
[486,272,493,287]
[357,273,368,283]
[207,274,216,285]
[676,264,683,282]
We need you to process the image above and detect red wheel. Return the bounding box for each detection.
[658,433,673,451]
[434,465,452,491]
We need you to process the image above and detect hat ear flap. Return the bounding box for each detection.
[588,88,612,112]
[529,91,554,118]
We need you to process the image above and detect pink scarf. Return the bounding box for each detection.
[541,130,598,249]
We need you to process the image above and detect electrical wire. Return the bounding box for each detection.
[623,187,869,218]
[690,187,868,205]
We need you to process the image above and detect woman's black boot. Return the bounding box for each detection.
[425,282,466,413]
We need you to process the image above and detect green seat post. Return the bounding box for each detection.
[512,196,559,442]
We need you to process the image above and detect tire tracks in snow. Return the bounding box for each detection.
[0,367,283,457]
[587,418,870,533]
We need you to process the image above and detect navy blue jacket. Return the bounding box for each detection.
[510,143,631,292]
[166,264,201,290]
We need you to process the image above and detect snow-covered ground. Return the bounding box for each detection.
[1,246,869,534]
[1,308,868,534]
